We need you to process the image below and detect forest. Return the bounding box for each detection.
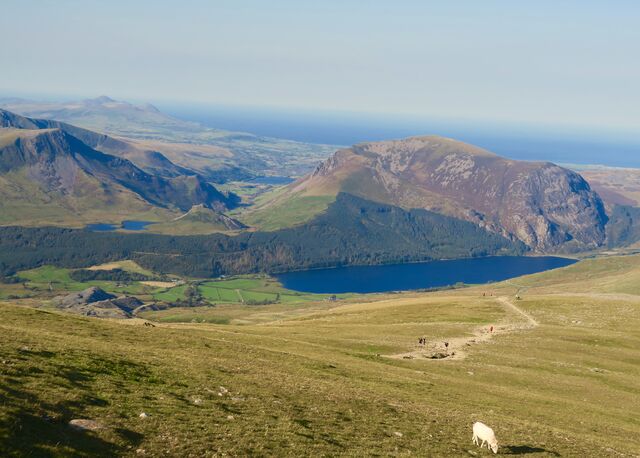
[0,193,525,279]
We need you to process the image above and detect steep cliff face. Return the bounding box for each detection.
[293,136,607,251]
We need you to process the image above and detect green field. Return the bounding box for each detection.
[1,255,639,456]
[148,276,350,322]
[196,277,348,304]
[1,265,344,315]
[152,285,190,303]
[15,266,152,296]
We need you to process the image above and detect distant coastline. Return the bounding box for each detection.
[162,103,640,168]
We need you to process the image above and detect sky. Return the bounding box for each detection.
[1,0,639,131]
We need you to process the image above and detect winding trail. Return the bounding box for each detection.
[497,296,538,326]
[386,296,538,361]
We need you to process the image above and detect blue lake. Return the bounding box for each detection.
[121,220,154,231]
[275,256,577,294]
[85,221,154,232]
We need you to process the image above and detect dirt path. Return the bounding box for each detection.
[386,296,538,361]
[497,296,538,326]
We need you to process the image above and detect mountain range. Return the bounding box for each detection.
[2,98,639,268]
[0,109,238,226]
[249,136,609,252]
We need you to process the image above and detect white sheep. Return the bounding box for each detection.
[472,421,498,454]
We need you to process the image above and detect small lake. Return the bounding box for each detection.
[275,256,577,294]
[85,221,154,232]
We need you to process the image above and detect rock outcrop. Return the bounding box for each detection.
[293,136,607,251]
[55,287,142,318]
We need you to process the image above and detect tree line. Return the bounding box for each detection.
[0,193,525,279]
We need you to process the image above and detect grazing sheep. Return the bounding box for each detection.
[472,421,498,454]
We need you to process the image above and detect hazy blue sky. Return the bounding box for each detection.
[2,1,639,130]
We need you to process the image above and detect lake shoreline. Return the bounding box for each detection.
[275,255,577,294]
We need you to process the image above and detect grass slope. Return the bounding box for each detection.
[1,256,640,456]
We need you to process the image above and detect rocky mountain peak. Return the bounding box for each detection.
[297,135,608,252]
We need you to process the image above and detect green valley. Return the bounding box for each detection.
[1,254,639,456]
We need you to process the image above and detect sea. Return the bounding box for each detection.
[161,103,640,169]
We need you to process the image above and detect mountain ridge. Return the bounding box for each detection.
[0,125,234,212]
[269,135,607,251]
[0,109,245,227]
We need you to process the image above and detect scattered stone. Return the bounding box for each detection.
[57,287,115,307]
[393,431,403,437]
[467,371,474,376]
[193,398,203,405]
[139,412,148,419]
[136,449,146,455]
[467,450,478,456]
[69,419,103,431]
[402,355,414,360]
[219,386,229,395]
[54,287,141,319]
[227,415,234,420]
[19,346,30,352]
[328,364,337,368]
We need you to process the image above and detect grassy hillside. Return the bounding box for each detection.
[0,124,235,228]
[240,193,335,231]
[145,205,245,235]
[1,255,639,456]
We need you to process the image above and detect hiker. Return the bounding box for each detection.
[490,325,494,333]
[444,341,449,350]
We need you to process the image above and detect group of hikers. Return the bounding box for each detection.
[417,337,449,348]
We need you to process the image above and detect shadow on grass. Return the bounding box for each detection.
[0,351,147,456]
[0,381,128,457]
[503,445,561,455]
